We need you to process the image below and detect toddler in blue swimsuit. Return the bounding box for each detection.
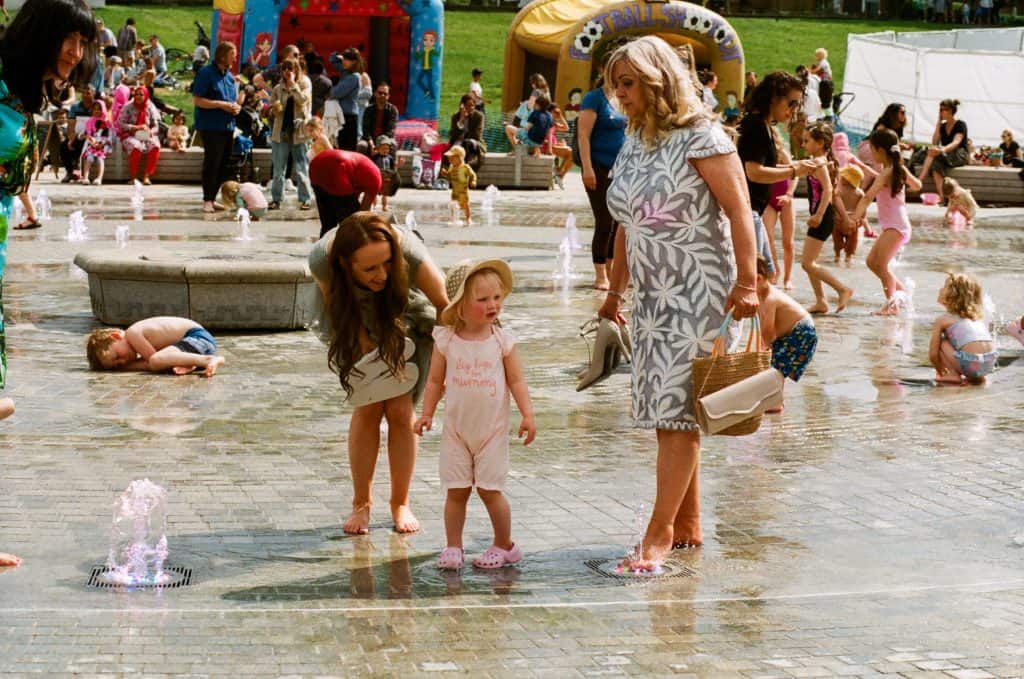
[930,273,997,385]
[756,257,818,412]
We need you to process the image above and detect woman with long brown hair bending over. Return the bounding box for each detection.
[308,213,448,534]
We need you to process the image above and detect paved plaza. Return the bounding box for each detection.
[1,175,1023,678]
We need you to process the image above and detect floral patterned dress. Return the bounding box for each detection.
[606,121,737,431]
[0,61,37,390]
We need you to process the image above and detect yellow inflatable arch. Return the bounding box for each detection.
[503,0,744,117]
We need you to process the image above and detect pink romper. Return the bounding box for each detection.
[876,184,911,244]
[433,325,515,491]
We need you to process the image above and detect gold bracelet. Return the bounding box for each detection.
[734,282,757,292]
[607,290,626,300]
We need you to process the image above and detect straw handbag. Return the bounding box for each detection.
[692,311,773,436]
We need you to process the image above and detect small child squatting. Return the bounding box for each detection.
[929,273,996,385]
[87,316,226,376]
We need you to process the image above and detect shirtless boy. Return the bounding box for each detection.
[86,316,225,376]
[756,256,819,411]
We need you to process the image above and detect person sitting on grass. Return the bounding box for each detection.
[86,316,225,376]
[503,95,553,158]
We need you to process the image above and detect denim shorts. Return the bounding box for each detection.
[954,349,996,380]
[515,128,543,149]
[173,326,217,356]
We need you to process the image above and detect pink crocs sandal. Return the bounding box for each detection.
[472,544,522,569]
[437,547,464,570]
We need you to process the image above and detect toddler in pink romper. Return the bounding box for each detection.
[414,259,536,572]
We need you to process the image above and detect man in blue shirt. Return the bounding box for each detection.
[193,42,242,213]
[328,48,362,151]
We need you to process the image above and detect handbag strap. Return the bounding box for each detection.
[698,309,765,399]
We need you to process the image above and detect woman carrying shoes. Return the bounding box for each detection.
[598,37,760,571]
[308,212,448,535]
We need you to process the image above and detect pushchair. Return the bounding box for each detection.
[224,130,258,184]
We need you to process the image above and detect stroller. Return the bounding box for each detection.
[224,130,258,184]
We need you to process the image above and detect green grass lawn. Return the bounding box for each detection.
[86,7,951,127]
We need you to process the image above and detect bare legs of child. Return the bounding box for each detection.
[763,202,795,289]
[148,346,226,376]
[802,237,854,314]
[345,395,420,535]
[866,229,906,315]
[934,338,968,385]
[441,487,514,560]
[624,429,701,571]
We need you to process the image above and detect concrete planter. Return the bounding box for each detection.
[74,250,319,330]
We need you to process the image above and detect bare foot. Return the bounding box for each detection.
[621,520,673,571]
[784,280,794,291]
[172,366,198,375]
[671,513,703,549]
[873,304,900,317]
[765,404,785,414]
[0,397,14,421]
[343,503,371,535]
[0,552,21,567]
[391,504,420,533]
[836,288,854,313]
[807,302,829,315]
[935,372,964,385]
[204,356,226,377]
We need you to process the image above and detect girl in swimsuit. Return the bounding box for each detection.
[930,273,997,384]
[853,128,922,316]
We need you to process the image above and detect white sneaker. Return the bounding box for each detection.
[553,174,564,190]
[285,179,296,193]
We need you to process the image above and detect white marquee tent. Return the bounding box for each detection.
[842,28,1024,147]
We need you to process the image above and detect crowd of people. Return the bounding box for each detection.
[2,0,1022,576]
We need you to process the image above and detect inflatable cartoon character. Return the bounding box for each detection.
[415,29,440,101]
[249,31,274,69]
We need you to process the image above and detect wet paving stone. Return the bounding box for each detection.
[1,178,1023,676]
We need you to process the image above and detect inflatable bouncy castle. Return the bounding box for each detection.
[503,0,744,117]
[212,0,444,121]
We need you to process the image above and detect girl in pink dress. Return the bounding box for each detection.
[80,100,112,185]
[853,128,922,315]
[414,259,536,571]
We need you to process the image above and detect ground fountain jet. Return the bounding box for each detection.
[235,207,253,241]
[34,189,51,221]
[102,478,170,586]
[115,225,130,249]
[131,180,144,221]
[66,210,87,242]
[552,213,583,282]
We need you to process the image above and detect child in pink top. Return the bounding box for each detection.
[415,259,536,571]
[853,128,922,316]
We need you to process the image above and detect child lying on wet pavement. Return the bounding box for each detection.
[86,316,225,376]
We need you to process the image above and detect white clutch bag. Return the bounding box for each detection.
[696,368,784,435]
[134,129,151,141]
[346,338,418,407]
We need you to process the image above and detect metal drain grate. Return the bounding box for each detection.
[87,565,192,589]
[585,558,696,581]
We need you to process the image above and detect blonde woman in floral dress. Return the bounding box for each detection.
[599,36,760,570]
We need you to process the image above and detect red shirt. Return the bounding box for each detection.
[309,149,381,197]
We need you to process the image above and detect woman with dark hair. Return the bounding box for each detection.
[449,94,486,171]
[0,0,94,568]
[0,0,95,424]
[329,47,364,151]
[578,50,627,290]
[193,42,242,213]
[117,86,162,184]
[737,71,818,282]
[307,212,448,536]
[857,102,910,173]
[916,98,970,202]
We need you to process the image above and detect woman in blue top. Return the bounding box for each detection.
[0,0,96,421]
[329,48,363,151]
[577,52,628,290]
